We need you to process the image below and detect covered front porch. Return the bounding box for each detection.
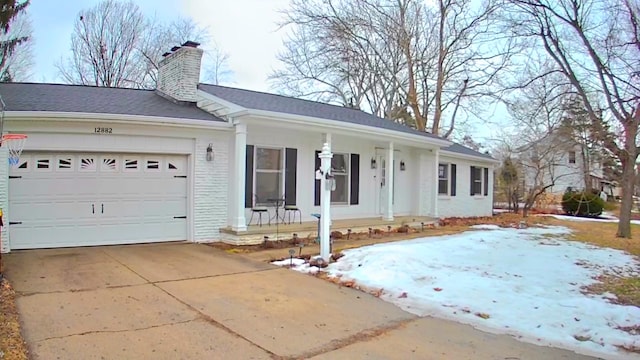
[224,115,448,240]
[219,215,439,245]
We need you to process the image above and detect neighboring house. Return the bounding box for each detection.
[0,42,498,252]
[519,132,607,196]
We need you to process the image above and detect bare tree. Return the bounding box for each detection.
[0,0,30,82]
[203,45,232,85]
[57,0,230,89]
[138,17,211,88]
[506,0,640,237]
[505,64,576,217]
[272,0,514,137]
[57,0,146,87]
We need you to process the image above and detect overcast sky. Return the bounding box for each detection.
[27,0,502,145]
[29,0,290,92]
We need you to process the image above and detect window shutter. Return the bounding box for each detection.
[470,166,475,196]
[350,154,360,205]
[285,148,297,205]
[484,167,489,196]
[450,164,457,196]
[314,150,321,206]
[245,145,254,208]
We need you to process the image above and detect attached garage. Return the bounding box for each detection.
[8,153,188,249]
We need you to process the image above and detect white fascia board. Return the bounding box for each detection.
[196,90,246,117]
[4,111,234,130]
[440,149,500,165]
[239,109,452,149]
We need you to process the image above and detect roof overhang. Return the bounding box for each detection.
[440,149,500,165]
[233,109,452,149]
[197,90,245,118]
[3,111,233,130]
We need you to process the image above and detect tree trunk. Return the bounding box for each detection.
[617,124,637,238]
[581,148,592,193]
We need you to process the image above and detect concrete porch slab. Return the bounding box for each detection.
[158,268,416,358]
[219,216,438,245]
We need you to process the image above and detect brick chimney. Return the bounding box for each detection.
[157,41,203,103]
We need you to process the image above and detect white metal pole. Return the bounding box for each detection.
[318,142,333,261]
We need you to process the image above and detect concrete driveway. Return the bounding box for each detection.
[5,243,599,359]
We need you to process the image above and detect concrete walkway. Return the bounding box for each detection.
[5,243,601,359]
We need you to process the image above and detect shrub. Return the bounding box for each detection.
[561,191,604,217]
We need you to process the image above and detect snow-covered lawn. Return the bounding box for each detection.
[273,225,640,359]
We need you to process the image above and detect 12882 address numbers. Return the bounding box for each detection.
[94,127,113,134]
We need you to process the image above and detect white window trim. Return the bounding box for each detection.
[472,166,485,197]
[253,146,285,206]
[438,163,449,196]
[331,152,350,205]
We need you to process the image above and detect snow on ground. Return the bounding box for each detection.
[272,258,320,274]
[322,226,640,359]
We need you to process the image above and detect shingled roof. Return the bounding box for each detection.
[0,83,223,122]
[198,84,445,140]
[199,83,494,160]
[441,143,495,161]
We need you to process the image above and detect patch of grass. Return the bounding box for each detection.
[544,218,640,256]
[585,276,640,307]
[0,279,28,360]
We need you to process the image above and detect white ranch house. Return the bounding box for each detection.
[0,42,497,252]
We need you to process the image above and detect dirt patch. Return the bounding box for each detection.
[0,278,28,360]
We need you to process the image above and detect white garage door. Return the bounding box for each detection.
[9,153,188,249]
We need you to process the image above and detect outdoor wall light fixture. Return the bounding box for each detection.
[370,157,377,169]
[400,160,406,171]
[206,144,214,161]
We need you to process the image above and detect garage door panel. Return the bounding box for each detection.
[10,200,96,222]
[9,153,189,249]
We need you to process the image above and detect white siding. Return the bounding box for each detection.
[437,155,494,218]
[193,133,230,241]
[0,147,8,253]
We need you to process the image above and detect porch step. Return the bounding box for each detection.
[219,216,438,245]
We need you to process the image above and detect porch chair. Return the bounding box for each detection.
[283,204,302,224]
[248,195,270,227]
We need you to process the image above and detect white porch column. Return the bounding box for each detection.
[319,142,333,261]
[232,122,247,231]
[384,142,394,221]
[324,133,332,148]
[433,148,439,218]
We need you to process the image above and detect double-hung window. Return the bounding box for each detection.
[568,151,576,164]
[470,166,488,196]
[472,166,482,195]
[331,153,349,204]
[438,164,449,195]
[438,163,457,196]
[255,147,283,204]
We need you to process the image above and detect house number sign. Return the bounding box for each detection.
[94,127,113,134]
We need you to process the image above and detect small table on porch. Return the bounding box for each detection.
[267,198,286,225]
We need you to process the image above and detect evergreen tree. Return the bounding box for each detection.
[0,1,29,79]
